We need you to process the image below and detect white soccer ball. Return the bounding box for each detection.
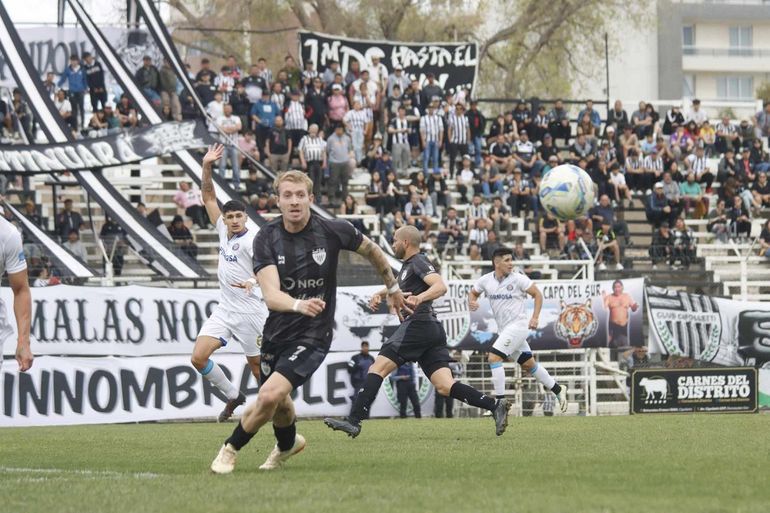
[538,164,595,220]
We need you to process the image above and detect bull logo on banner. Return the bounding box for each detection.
[554,300,598,348]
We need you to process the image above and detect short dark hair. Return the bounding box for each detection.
[492,247,513,260]
[361,341,369,347]
[222,200,247,214]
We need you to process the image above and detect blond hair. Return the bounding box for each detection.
[274,170,314,195]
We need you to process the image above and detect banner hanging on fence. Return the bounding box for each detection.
[0,278,644,358]
[0,354,434,427]
[0,121,211,173]
[646,286,770,367]
[631,367,758,414]
[298,30,478,94]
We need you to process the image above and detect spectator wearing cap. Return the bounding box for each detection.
[685,99,707,127]
[327,83,349,125]
[58,54,87,128]
[135,55,161,105]
[388,105,411,175]
[420,74,444,113]
[420,101,444,177]
[645,181,677,227]
[387,65,410,98]
[250,90,280,158]
[195,58,217,84]
[649,223,674,269]
[548,99,571,145]
[447,103,471,179]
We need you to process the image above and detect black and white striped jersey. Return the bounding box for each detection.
[299,135,327,162]
[420,113,444,142]
[284,99,308,131]
[448,112,469,144]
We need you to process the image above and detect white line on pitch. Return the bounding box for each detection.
[0,467,159,479]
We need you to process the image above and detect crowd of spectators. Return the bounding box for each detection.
[4,50,770,273]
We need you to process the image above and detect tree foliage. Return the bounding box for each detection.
[167,0,646,100]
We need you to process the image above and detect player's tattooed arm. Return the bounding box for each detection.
[356,236,409,318]
[200,144,223,223]
[356,236,398,290]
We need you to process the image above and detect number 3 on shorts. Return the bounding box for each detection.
[288,345,307,362]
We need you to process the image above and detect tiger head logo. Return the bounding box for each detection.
[555,300,598,348]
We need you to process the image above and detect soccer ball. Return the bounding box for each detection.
[538,164,595,220]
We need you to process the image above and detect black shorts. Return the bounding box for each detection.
[260,338,328,389]
[379,319,451,378]
[608,321,629,347]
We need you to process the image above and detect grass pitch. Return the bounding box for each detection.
[1,414,768,513]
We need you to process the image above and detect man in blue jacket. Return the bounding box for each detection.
[249,90,279,160]
[348,341,375,419]
[392,363,421,419]
[57,54,87,129]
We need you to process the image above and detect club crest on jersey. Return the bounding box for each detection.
[401,270,408,280]
[507,284,514,291]
[232,243,240,251]
[312,247,326,265]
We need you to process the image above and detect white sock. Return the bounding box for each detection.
[490,362,506,397]
[200,359,239,400]
[530,363,556,391]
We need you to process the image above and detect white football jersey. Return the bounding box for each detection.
[472,268,532,330]
[0,216,26,277]
[216,216,265,314]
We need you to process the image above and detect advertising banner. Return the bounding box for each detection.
[0,121,211,173]
[646,287,770,367]
[0,353,435,427]
[760,367,770,408]
[298,30,478,94]
[631,367,758,414]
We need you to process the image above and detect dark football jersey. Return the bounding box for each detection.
[253,214,363,350]
[398,253,438,321]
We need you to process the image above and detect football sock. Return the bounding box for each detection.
[199,359,239,400]
[489,362,506,398]
[449,382,497,411]
[529,363,560,394]
[349,373,384,423]
[273,420,297,452]
[225,421,256,450]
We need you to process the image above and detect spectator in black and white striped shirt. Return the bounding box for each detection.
[420,102,444,177]
[388,106,411,175]
[298,124,327,199]
[686,145,714,191]
[715,114,739,154]
[447,103,470,178]
[214,66,235,103]
[284,89,308,149]
[344,101,371,164]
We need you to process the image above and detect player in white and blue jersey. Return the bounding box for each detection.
[0,214,33,373]
[192,144,268,422]
[468,247,568,413]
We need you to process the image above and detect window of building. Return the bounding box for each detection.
[682,26,695,55]
[683,74,696,98]
[729,26,752,56]
[716,76,753,100]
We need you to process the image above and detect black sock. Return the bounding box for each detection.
[551,383,562,395]
[449,382,497,411]
[225,421,256,450]
[349,373,384,422]
[495,394,506,400]
[273,420,297,452]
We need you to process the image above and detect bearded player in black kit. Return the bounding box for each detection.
[324,225,511,438]
[211,171,406,474]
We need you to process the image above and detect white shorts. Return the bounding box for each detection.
[491,322,531,361]
[198,307,264,357]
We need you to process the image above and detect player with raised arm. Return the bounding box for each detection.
[210,170,405,474]
[324,225,512,438]
[190,144,267,422]
[468,247,568,413]
[0,212,33,373]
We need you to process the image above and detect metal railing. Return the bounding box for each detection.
[682,46,770,58]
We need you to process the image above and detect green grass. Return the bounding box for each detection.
[1,415,768,513]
